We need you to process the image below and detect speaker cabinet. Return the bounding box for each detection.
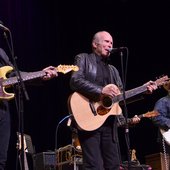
[33,152,56,170]
[145,152,170,170]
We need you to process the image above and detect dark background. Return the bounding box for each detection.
[0,0,169,169]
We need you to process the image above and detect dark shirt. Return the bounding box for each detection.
[95,55,111,86]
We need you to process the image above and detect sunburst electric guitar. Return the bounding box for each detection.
[0,65,79,100]
[118,110,159,126]
[68,76,168,131]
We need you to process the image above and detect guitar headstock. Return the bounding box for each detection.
[155,75,169,87]
[143,110,159,118]
[57,65,79,74]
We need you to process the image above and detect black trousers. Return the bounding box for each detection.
[78,117,120,170]
[0,102,10,170]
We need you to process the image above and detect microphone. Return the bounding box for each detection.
[0,21,9,32]
[108,47,127,53]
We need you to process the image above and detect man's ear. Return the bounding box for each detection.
[92,41,98,49]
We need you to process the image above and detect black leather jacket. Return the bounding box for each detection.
[70,53,123,101]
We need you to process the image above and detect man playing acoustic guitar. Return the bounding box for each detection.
[69,31,158,170]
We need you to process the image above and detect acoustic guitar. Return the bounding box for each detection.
[68,76,168,131]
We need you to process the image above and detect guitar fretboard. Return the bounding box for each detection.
[2,71,45,86]
[112,85,147,103]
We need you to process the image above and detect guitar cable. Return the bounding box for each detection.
[55,114,72,152]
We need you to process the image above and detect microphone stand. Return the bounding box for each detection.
[3,30,29,170]
[119,48,131,169]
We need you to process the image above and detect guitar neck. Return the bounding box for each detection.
[114,75,169,103]
[127,114,145,124]
[113,85,147,103]
[3,70,46,87]
[119,110,158,126]
[2,65,78,87]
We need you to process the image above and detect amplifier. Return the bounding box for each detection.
[56,144,83,170]
[56,144,82,166]
[33,151,56,170]
[56,163,83,170]
[56,156,83,170]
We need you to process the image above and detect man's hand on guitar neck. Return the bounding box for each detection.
[131,115,141,124]
[102,80,158,97]
[144,80,158,94]
[42,66,58,80]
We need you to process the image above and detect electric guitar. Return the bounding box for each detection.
[118,110,159,126]
[160,128,170,146]
[68,76,169,131]
[17,132,29,170]
[131,149,137,162]
[0,65,79,100]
